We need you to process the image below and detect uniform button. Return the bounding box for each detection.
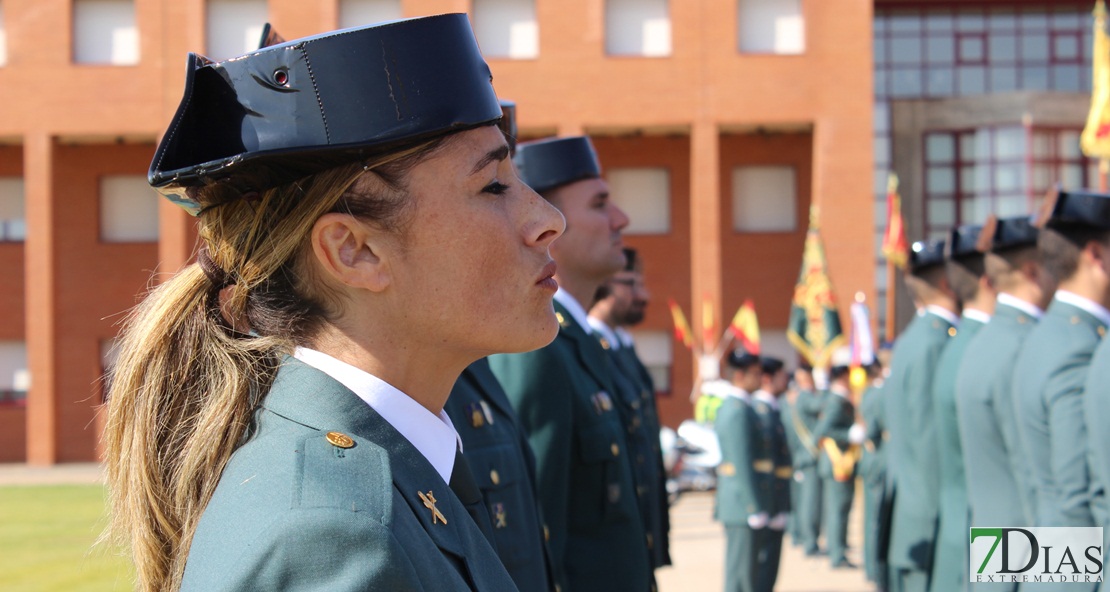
[647,533,654,548]
[555,585,562,592]
[611,443,620,457]
[490,469,500,485]
[325,431,355,449]
[544,525,551,541]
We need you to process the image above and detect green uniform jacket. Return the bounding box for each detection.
[751,396,793,516]
[932,315,985,592]
[792,389,824,470]
[444,358,555,592]
[607,339,671,568]
[180,357,519,592]
[489,303,652,592]
[955,303,1037,543]
[885,310,954,571]
[813,391,856,481]
[715,395,766,522]
[1013,298,1106,529]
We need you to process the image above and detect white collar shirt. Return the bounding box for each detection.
[997,292,1045,320]
[554,288,592,333]
[1054,290,1110,327]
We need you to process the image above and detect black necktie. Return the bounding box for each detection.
[450,447,495,540]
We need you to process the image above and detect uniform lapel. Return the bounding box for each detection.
[555,301,617,396]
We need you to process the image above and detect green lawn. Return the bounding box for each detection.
[0,485,134,592]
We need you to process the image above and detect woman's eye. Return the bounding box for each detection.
[483,181,510,195]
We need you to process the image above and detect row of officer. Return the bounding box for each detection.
[879,187,1110,592]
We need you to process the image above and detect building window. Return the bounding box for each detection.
[738,0,805,55]
[605,0,671,57]
[874,4,1091,99]
[731,166,797,232]
[100,175,158,242]
[206,0,268,60]
[922,126,1093,240]
[472,0,538,59]
[73,0,139,65]
[608,167,670,234]
[338,0,401,28]
[0,341,28,406]
[630,329,671,394]
[0,2,8,67]
[0,177,24,241]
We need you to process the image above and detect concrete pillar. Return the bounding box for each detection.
[23,132,57,465]
[690,121,721,357]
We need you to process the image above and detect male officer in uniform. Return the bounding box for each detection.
[587,248,671,574]
[885,239,959,592]
[790,363,825,556]
[750,356,793,592]
[444,101,555,592]
[780,372,806,548]
[714,351,770,592]
[813,356,862,570]
[1013,189,1110,592]
[859,359,887,588]
[956,215,1050,592]
[489,136,653,592]
[931,224,993,592]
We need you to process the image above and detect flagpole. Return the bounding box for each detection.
[885,260,896,343]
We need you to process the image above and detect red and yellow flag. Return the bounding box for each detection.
[668,299,694,349]
[728,300,761,355]
[1083,0,1110,159]
[881,174,908,269]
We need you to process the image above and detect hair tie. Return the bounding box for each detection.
[197,246,234,289]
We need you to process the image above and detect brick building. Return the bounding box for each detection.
[1,0,877,464]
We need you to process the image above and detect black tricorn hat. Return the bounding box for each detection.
[1038,187,1110,232]
[727,350,761,370]
[513,136,602,194]
[909,238,946,273]
[946,224,983,262]
[148,14,502,215]
[978,214,1039,253]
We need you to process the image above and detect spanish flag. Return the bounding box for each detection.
[881,174,908,269]
[728,300,761,355]
[787,206,846,368]
[1082,0,1110,159]
[668,299,695,350]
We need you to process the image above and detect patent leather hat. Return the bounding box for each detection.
[946,224,985,274]
[513,136,602,194]
[149,14,502,215]
[977,214,1039,253]
[1039,188,1110,231]
[909,238,947,273]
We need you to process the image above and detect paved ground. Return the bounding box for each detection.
[0,464,877,591]
[657,489,875,592]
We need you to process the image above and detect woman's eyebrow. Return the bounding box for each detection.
[469,145,510,176]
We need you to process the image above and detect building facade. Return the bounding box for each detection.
[0,0,875,464]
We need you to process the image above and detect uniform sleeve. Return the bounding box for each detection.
[181,508,426,592]
[1045,353,1096,527]
[488,349,575,589]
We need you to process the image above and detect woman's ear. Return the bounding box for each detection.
[310,213,392,292]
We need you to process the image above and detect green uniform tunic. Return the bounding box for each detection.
[885,308,956,592]
[181,358,519,592]
[932,313,987,592]
[489,300,652,592]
